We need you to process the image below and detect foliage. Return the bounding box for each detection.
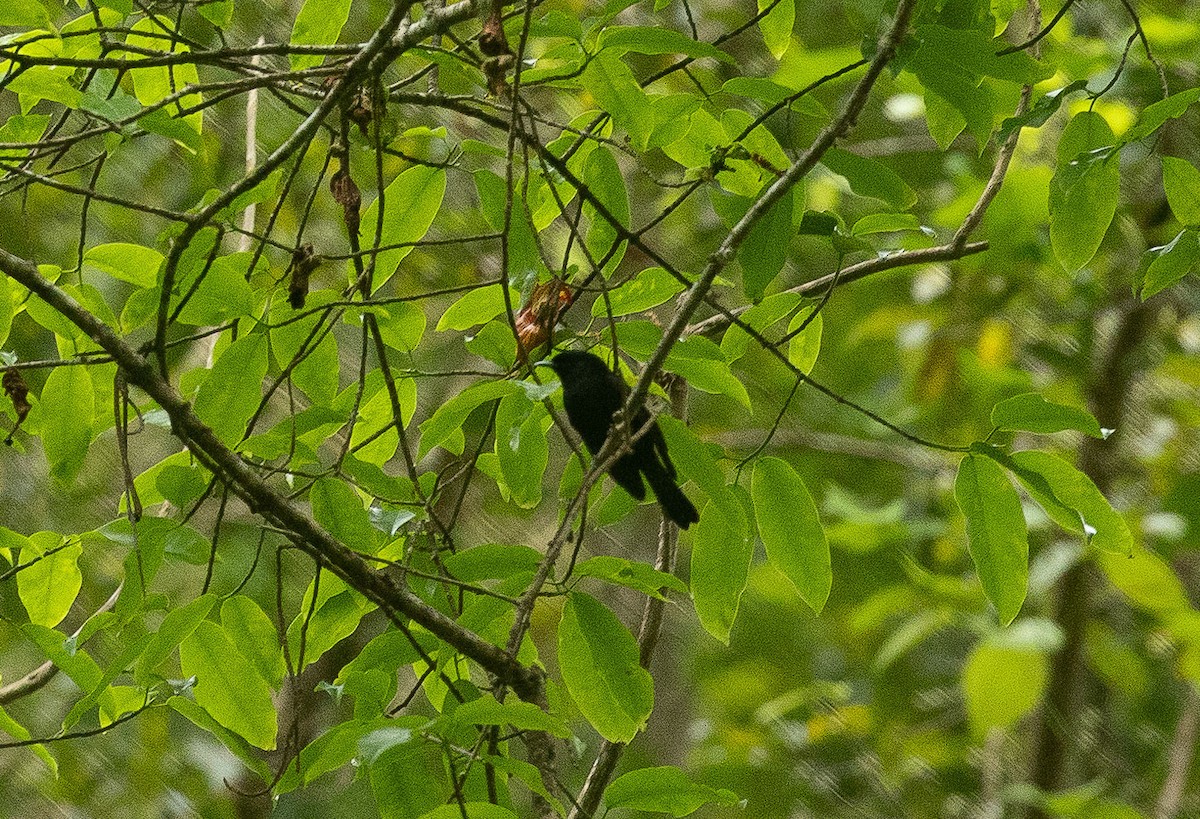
[0,0,1198,817]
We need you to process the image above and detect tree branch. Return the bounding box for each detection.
[0,245,540,699]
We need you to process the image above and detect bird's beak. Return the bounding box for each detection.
[533,359,554,370]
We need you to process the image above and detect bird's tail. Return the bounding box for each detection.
[646,468,699,529]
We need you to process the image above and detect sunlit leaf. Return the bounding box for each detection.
[583,51,653,150]
[193,334,268,445]
[311,477,380,554]
[955,454,1028,624]
[991,392,1103,437]
[1049,112,1118,272]
[690,500,752,644]
[290,0,352,70]
[1141,229,1198,300]
[558,592,653,743]
[606,766,739,816]
[180,621,278,749]
[752,457,830,612]
[1162,158,1200,225]
[358,165,447,292]
[757,0,794,59]
[17,533,83,628]
[39,364,94,482]
[739,187,794,301]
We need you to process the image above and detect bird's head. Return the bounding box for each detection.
[535,349,610,389]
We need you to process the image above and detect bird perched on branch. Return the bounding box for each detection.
[541,350,699,529]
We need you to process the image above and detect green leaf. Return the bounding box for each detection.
[358,165,447,293]
[0,0,51,27]
[274,718,386,792]
[739,187,794,302]
[26,289,82,340]
[137,594,216,685]
[658,416,745,531]
[93,518,168,603]
[574,555,689,599]
[494,390,550,509]
[79,88,142,124]
[474,169,539,277]
[292,332,340,408]
[444,694,569,738]
[0,526,27,564]
[442,543,543,581]
[179,620,278,749]
[599,26,734,63]
[962,632,1050,737]
[663,337,751,409]
[336,647,418,720]
[1163,157,1200,226]
[583,146,630,275]
[720,292,802,362]
[980,445,1084,534]
[436,284,520,331]
[786,306,822,374]
[954,454,1028,625]
[175,254,255,324]
[287,584,375,669]
[1124,87,1200,143]
[463,320,518,370]
[757,0,794,59]
[0,703,57,774]
[690,501,753,644]
[558,592,653,743]
[221,169,282,217]
[63,632,154,731]
[752,457,830,613]
[311,477,380,553]
[1049,112,1118,272]
[198,0,233,27]
[139,108,202,152]
[922,85,973,149]
[0,113,51,161]
[991,392,1103,437]
[419,380,520,458]
[583,51,653,151]
[593,267,686,317]
[1010,451,1133,555]
[372,300,427,351]
[128,18,203,137]
[606,766,739,816]
[482,754,566,816]
[193,334,268,445]
[656,99,703,151]
[1099,546,1190,615]
[221,595,285,689]
[719,78,827,121]
[996,80,1089,144]
[910,24,1053,85]
[39,364,94,482]
[1141,229,1198,300]
[22,622,103,690]
[821,149,917,210]
[17,534,83,628]
[290,0,353,71]
[369,731,451,817]
[850,212,922,235]
[7,66,82,109]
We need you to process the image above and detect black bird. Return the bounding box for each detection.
[542,350,700,529]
